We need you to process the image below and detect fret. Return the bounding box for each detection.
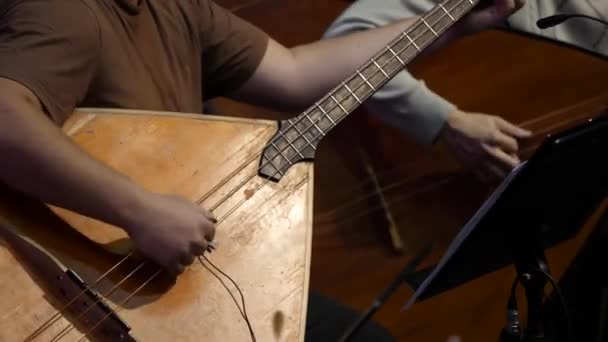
[302,115,325,138]
[330,94,349,116]
[371,59,389,78]
[289,119,317,151]
[264,155,284,176]
[420,17,438,37]
[326,113,337,126]
[317,104,336,126]
[402,32,421,52]
[386,45,405,66]
[438,3,455,21]
[342,82,362,104]
[316,102,337,126]
[467,0,474,4]
[271,140,301,161]
[356,70,376,91]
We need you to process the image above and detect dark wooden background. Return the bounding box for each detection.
[213,0,608,340]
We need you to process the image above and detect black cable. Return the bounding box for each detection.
[537,268,572,342]
[537,14,608,29]
[508,275,521,311]
[198,256,257,342]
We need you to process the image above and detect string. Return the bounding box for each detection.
[76,269,163,342]
[315,95,608,225]
[49,261,148,341]
[319,176,458,233]
[315,161,450,222]
[23,252,133,342]
[44,1,471,340]
[198,256,256,342]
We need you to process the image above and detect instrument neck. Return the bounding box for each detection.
[258,0,481,181]
[295,0,480,138]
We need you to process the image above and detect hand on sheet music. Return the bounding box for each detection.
[123,192,217,276]
[461,0,526,34]
[438,109,531,181]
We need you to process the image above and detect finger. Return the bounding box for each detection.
[482,143,521,169]
[190,241,207,256]
[496,117,532,138]
[488,130,519,154]
[179,252,195,266]
[200,207,217,223]
[201,220,216,242]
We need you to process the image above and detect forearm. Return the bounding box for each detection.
[287,16,465,109]
[0,92,145,232]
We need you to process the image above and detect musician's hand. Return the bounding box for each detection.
[460,0,526,34]
[124,191,216,276]
[438,109,531,181]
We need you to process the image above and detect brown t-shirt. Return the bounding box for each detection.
[0,0,269,124]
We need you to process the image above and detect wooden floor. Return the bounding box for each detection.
[213,1,608,340]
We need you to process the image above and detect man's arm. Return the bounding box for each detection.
[0,77,215,275]
[0,78,145,229]
[228,0,521,113]
[229,16,463,112]
[0,0,215,275]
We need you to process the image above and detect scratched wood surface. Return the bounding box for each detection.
[0,109,314,341]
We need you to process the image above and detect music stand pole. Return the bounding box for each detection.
[338,244,433,342]
[505,217,551,342]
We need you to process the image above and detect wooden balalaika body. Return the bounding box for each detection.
[0,109,315,341]
[0,0,594,340]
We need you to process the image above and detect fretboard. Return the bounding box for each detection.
[259,0,480,181]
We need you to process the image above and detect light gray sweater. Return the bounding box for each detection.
[323,0,608,145]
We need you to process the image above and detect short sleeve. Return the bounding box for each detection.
[0,0,100,124]
[198,0,269,98]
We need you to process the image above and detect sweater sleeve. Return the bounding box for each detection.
[322,0,457,145]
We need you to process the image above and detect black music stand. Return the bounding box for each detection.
[403,114,608,341]
[339,114,608,342]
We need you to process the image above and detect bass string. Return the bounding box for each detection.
[46,2,463,340]
[70,255,257,342]
[49,261,148,342]
[62,254,254,342]
[76,269,163,342]
[23,253,133,342]
[315,161,448,222]
[315,176,459,233]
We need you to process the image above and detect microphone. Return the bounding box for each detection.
[537,14,608,29]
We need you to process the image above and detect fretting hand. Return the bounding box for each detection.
[437,109,532,180]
